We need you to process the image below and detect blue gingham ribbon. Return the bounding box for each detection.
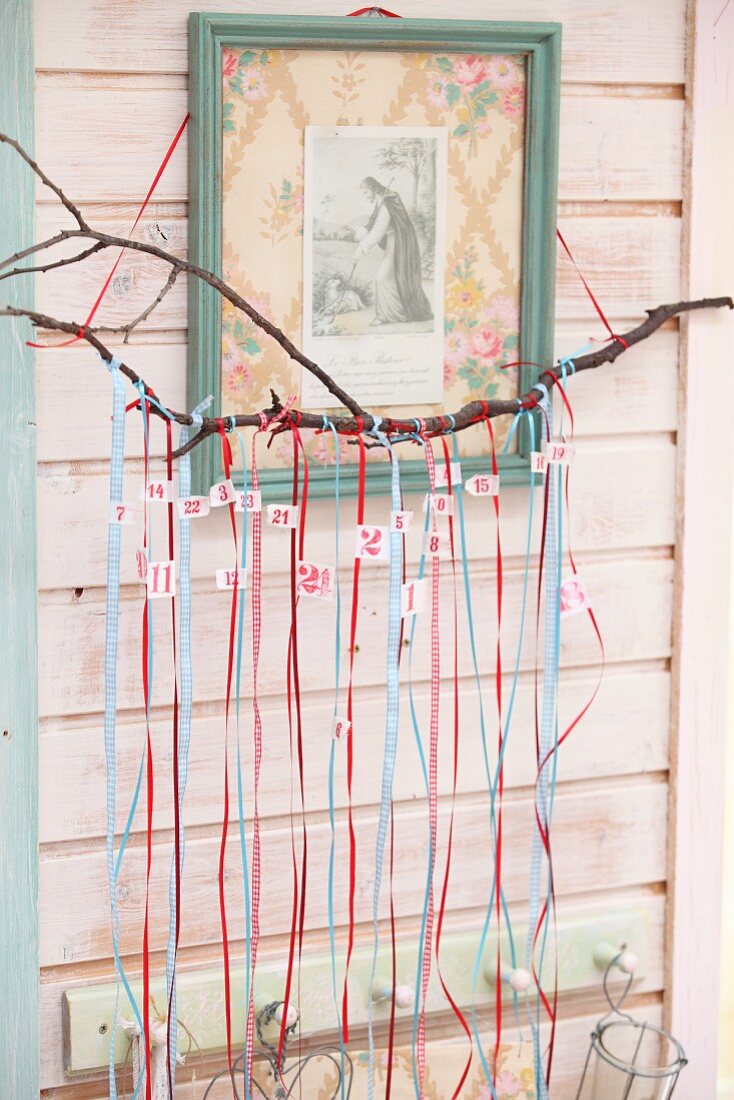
[104,355,145,1099]
[367,418,403,1100]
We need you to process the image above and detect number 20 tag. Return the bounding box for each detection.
[355,525,389,560]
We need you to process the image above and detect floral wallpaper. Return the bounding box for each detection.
[221,46,526,468]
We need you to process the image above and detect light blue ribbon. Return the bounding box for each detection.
[164,395,212,1091]
[366,419,403,1100]
[104,356,145,1099]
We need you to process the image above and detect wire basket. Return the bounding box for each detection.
[575,956,687,1099]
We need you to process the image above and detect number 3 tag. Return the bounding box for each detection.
[297,560,335,600]
[560,574,590,618]
[355,525,389,560]
[209,479,236,507]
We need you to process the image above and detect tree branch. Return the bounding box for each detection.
[0,128,731,463]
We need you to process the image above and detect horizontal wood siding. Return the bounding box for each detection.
[33,1,685,1095]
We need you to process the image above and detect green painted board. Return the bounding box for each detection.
[63,903,648,1074]
[0,2,39,1098]
[188,14,561,498]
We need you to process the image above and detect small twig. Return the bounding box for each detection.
[0,229,81,273]
[88,267,179,343]
[0,240,105,282]
[0,131,88,229]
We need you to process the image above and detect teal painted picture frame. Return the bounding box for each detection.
[188,14,561,498]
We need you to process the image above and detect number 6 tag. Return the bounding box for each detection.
[355,525,389,560]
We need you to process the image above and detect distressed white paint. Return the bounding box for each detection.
[29,0,695,1095]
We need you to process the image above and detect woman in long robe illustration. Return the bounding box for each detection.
[353,176,433,327]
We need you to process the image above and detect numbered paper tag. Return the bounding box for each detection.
[428,493,454,517]
[235,489,262,514]
[530,451,548,475]
[209,479,236,507]
[136,547,148,581]
[543,440,576,465]
[355,524,389,560]
[401,578,428,618]
[110,502,136,526]
[147,560,176,599]
[267,503,299,529]
[332,715,351,741]
[215,567,247,591]
[141,479,174,503]
[560,574,591,619]
[423,531,450,559]
[465,473,500,497]
[391,510,413,533]
[297,560,335,600]
[435,461,462,489]
[177,495,210,519]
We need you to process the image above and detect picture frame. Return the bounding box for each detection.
[188,14,561,497]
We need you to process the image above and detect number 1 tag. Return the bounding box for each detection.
[465,473,500,497]
[297,560,335,600]
[355,525,389,560]
[209,479,236,507]
[560,574,591,619]
[530,451,548,475]
[110,502,136,526]
[147,560,176,598]
[215,567,247,591]
[267,504,299,529]
[331,715,351,741]
[177,495,210,519]
[401,578,428,618]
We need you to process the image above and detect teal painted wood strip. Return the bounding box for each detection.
[63,902,650,1074]
[188,15,561,497]
[0,3,39,1099]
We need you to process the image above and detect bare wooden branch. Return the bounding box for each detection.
[0,132,88,229]
[0,128,731,464]
[4,297,731,459]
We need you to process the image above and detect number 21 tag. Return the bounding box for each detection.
[267,504,299,528]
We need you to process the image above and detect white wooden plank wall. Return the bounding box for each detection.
[32,1,686,1095]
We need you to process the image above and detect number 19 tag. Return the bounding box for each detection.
[543,440,576,464]
[355,525,389,560]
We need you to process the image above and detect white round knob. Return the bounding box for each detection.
[507,967,532,993]
[273,1002,299,1028]
[394,984,414,1009]
[617,950,639,975]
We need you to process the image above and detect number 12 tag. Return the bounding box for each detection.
[355,525,389,560]
[215,568,247,591]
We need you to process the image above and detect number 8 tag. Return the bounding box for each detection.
[560,574,590,619]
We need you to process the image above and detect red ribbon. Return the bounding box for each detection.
[341,434,366,1041]
[556,228,629,349]
[139,398,154,1100]
[30,114,189,349]
[347,5,401,15]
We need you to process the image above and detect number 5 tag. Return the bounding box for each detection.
[355,525,389,560]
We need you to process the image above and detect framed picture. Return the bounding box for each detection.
[189,14,561,496]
